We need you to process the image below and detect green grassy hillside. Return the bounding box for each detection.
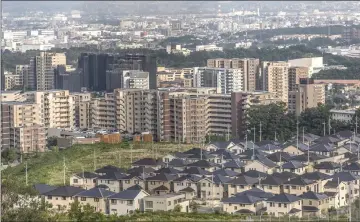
[2,142,193,186]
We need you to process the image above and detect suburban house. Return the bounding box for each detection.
[173,174,202,194]
[259,175,284,194]
[43,186,85,211]
[119,174,147,191]
[266,193,302,217]
[186,159,220,172]
[223,160,245,173]
[222,187,273,215]
[222,193,263,214]
[131,158,164,170]
[299,191,331,217]
[95,165,125,176]
[108,189,149,215]
[70,172,98,190]
[146,173,177,194]
[96,172,126,193]
[283,177,318,196]
[244,157,277,174]
[225,175,259,197]
[74,187,115,213]
[279,161,307,175]
[143,194,190,212]
[198,175,231,200]
[313,162,341,175]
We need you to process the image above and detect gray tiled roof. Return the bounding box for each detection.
[34,184,58,195]
[299,191,328,200]
[75,187,115,198]
[266,193,301,203]
[226,175,259,185]
[42,186,84,197]
[108,190,144,200]
[222,193,262,204]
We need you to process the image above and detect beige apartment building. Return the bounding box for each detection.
[28,90,75,129]
[288,78,325,116]
[1,101,42,151]
[262,61,289,104]
[14,125,47,153]
[207,58,260,91]
[1,90,26,102]
[156,67,194,87]
[70,93,92,128]
[91,93,116,129]
[28,52,66,90]
[288,67,310,91]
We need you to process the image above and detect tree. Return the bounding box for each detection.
[247,102,296,142]
[47,136,58,147]
[1,148,18,163]
[68,200,106,221]
[173,204,182,212]
[189,201,199,213]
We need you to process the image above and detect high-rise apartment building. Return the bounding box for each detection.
[193,67,243,94]
[231,91,281,139]
[14,125,47,153]
[207,58,260,91]
[27,52,66,90]
[288,67,310,92]
[79,53,157,91]
[288,57,323,78]
[27,90,75,129]
[288,78,325,116]
[262,61,289,105]
[0,101,44,152]
[91,93,116,129]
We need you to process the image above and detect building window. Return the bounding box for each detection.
[73,179,78,183]
[62,197,67,200]
[94,198,100,202]
[145,201,153,208]
[111,199,117,205]
[47,196,52,200]
[127,200,133,206]
[81,197,86,201]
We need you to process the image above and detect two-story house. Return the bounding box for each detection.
[43,186,84,211]
[299,191,331,217]
[266,193,302,217]
[75,187,115,213]
[108,189,149,215]
[70,172,98,190]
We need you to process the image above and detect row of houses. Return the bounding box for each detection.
[33,130,360,217]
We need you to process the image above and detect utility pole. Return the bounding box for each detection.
[296,120,299,150]
[323,122,326,136]
[259,122,262,142]
[302,127,305,144]
[274,131,277,141]
[63,156,66,185]
[252,127,256,160]
[227,125,230,141]
[130,143,133,163]
[328,117,331,135]
[245,134,248,150]
[356,115,358,135]
[93,147,96,171]
[25,161,28,186]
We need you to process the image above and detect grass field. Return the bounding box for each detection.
[2,142,194,186]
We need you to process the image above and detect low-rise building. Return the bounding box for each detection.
[43,186,84,211]
[75,187,115,213]
[266,193,302,217]
[108,189,149,215]
[143,193,190,212]
[70,172,98,190]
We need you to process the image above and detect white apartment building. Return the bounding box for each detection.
[330,109,356,122]
[193,67,243,94]
[195,45,223,52]
[122,70,150,90]
[288,57,323,77]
